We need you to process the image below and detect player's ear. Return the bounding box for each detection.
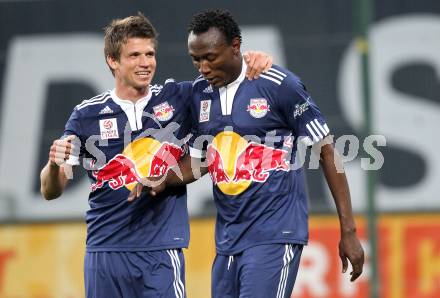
[231,37,241,57]
[106,55,118,71]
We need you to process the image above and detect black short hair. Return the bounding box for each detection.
[188,9,242,45]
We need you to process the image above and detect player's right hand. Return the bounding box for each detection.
[49,135,76,167]
[127,182,146,202]
[127,176,167,202]
[243,51,273,80]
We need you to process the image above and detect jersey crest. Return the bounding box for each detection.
[247,98,270,118]
[153,101,174,121]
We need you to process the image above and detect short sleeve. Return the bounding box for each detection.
[63,108,83,165]
[277,75,330,147]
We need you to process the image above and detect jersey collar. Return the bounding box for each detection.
[110,88,152,111]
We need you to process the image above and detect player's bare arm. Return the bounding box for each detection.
[167,154,208,187]
[317,137,365,282]
[40,135,76,200]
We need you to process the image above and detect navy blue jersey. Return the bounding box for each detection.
[189,64,330,255]
[64,80,192,252]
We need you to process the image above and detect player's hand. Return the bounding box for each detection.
[49,135,76,167]
[339,232,364,282]
[127,176,167,202]
[127,182,147,202]
[243,51,273,80]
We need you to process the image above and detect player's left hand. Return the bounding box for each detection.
[243,51,273,80]
[339,232,364,282]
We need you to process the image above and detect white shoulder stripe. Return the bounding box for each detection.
[76,92,109,109]
[269,67,287,77]
[264,70,285,81]
[76,92,109,108]
[260,74,282,85]
[76,94,111,110]
[87,92,108,102]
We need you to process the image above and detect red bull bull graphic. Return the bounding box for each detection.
[91,138,183,192]
[207,146,230,185]
[207,131,290,195]
[149,143,184,177]
[232,143,289,182]
[91,154,140,191]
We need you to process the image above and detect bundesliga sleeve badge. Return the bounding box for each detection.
[247,98,270,118]
[99,118,119,139]
[153,101,174,122]
[199,100,211,122]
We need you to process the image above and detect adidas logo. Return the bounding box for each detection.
[99,105,114,114]
[203,85,213,93]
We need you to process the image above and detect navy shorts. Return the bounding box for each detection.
[84,249,185,298]
[212,244,303,298]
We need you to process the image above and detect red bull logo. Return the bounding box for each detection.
[153,101,174,122]
[247,98,270,118]
[91,138,183,192]
[207,131,290,195]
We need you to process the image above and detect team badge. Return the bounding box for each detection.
[99,118,119,140]
[199,100,211,122]
[153,101,174,121]
[247,98,270,118]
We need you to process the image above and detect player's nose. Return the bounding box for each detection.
[139,54,151,67]
[198,60,211,76]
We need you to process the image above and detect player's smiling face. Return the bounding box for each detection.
[107,37,157,94]
[188,27,242,88]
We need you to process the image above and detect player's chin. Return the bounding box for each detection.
[209,79,225,88]
[134,80,152,89]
